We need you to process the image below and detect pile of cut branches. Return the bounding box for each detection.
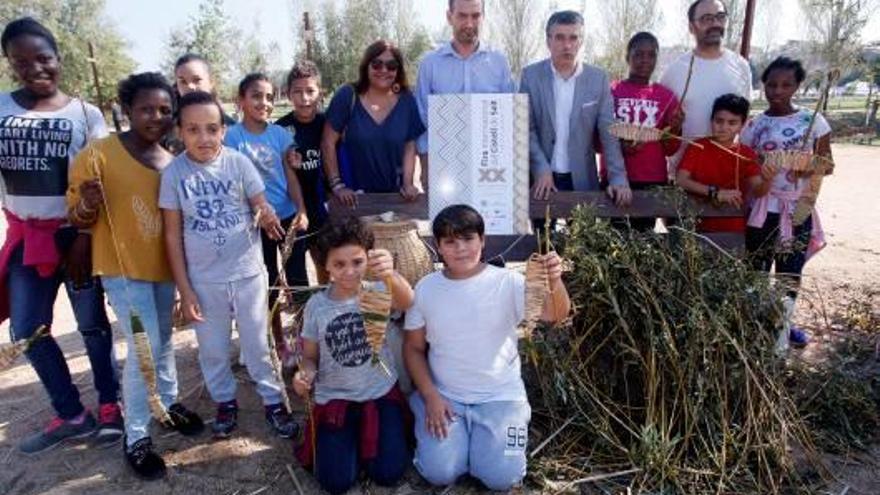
[523,207,825,494]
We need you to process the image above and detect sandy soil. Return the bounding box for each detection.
[0,144,877,495]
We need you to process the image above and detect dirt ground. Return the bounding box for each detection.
[1,144,878,495]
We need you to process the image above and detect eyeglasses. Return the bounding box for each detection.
[369,59,400,71]
[696,12,729,25]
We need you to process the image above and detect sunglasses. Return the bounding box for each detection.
[369,59,400,71]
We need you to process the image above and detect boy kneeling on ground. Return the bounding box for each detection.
[403,205,571,490]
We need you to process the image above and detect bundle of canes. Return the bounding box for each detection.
[0,325,50,371]
[78,98,173,426]
[793,69,840,226]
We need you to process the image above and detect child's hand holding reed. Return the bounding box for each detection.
[367,249,394,281]
[542,252,564,286]
[292,369,315,397]
[760,161,780,181]
[255,203,284,240]
[78,178,104,211]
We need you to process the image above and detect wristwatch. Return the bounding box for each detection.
[707,185,718,201]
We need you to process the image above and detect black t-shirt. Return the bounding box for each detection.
[275,111,327,225]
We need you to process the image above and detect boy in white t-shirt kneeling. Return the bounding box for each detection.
[403,205,570,491]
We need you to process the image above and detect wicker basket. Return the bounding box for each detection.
[363,213,435,286]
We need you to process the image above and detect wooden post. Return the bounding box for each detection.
[739,0,757,60]
[303,12,314,60]
[87,41,105,112]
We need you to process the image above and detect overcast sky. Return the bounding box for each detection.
[107,0,880,72]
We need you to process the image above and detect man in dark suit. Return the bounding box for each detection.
[520,10,631,205]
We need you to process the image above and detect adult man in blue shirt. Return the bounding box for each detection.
[415,0,515,186]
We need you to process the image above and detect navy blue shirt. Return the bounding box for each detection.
[275,111,328,226]
[326,85,425,193]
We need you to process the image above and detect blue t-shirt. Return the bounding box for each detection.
[326,85,426,193]
[158,148,266,284]
[224,123,296,220]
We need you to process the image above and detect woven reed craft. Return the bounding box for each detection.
[359,278,393,376]
[363,213,434,286]
[608,122,666,142]
[0,325,50,371]
[764,150,814,172]
[519,254,551,339]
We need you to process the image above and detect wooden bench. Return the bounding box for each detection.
[328,191,745,262]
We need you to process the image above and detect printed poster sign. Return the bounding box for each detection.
[428,93,530,235]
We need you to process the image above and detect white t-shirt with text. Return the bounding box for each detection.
[0,93,107,219]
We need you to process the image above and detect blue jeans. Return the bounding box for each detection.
[315,398,409,495]
[7,245,119,419]
[102,277,177,446]
[410,392,530,491]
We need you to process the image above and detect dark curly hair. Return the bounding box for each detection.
[117,72,175,109]
[286,60,321,90]
[1,17,58,57]
[353,39,409,94]
[176,91,225,125]
[313,215,375,269]
[761,56,807,85]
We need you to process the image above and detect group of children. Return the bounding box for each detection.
[1,15,573,493]
[609,32,832,345]
[1,13,832,493]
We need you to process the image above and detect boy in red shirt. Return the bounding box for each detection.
[676,94,771,232]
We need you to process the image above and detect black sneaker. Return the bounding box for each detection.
[19,409,96,454]
[212,400,238,438]
[166,403,204,436]
[94,402,124,448]
[264,403,300,439]
[124,436,166,480]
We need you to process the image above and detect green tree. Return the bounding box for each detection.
[1,0,135,109]
[302,0,432,93]
[597,0,662,79]
[162,0,237,93]
[799,0,879,73]
[487,0,542,79]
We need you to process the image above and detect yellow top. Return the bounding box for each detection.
[67,135,172,282]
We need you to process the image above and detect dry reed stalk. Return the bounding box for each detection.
[793,69,840,226]
[522,204,827,493]
[132,313,172,425]
[0,325,50,371]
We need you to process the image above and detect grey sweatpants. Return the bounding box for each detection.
[191,272,283,406]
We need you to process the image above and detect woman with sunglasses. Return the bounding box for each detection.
[322,40,425,207]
